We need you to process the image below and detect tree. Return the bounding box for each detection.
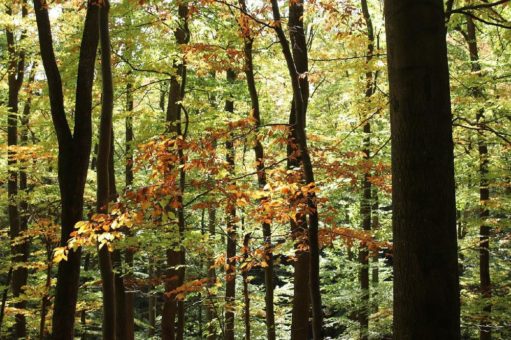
[463,15,492,340]
[6,1,28,336]
[162,3,190,339]
[96,1,116,338]
[384,0,461,338]
[32,0,100,337]
[269,0,323,337]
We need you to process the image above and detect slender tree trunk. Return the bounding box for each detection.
[358,0,375,337]
[33,0,100,337]
[384,1,460,338]
[270,1,322,337]
[287,3,322,338]
[288,2,313,338]
[81,254,91,340]
[464,16,492,340]
[236,5,276,336]
[371,188,379,313]
[6,2,28,337]
[242,233,251,340]
[358,122,371,340]
[122,79,136,340]
[148,261,156,336]
[0,268,13,335]
[224,69,237,340]
[162,5,189,339]
[206,203,218,340]
[97,1,116,338]
[39,245,52,340]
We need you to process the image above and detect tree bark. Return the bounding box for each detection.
[242,233,251,340]
[206,201,218,340]
[236,3,276,336]
[464,16,492,340]
[287,3,312,336]
[224,69,237,340]
[97,1,116,338]
[6,2,28,336]
[270,1,323,337]
[33,0,100,337]
[121,79,136,340]
[384,1,461,338]
[162,4,189,339]
[358,0,375,337]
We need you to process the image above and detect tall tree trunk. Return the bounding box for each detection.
[371,188,379,313]
[0,268,13,335]
[464,16,492,340]
[358,0,375,337]
[97,1,116,338]
[39,244,52,340]
[236,3,276,336]
[206,202,218,340]
[384,1,461,338]
[288,2,311,337]
[224,69,237,340]
[120,78,136,340]
[242,233,251,340]
[148,261,156,336]
[162,4,189,339]
[33,0,100,337]
[6,2,28,337]
[270,1,323,337]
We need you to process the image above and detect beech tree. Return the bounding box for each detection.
[1,0,510,338]
[384,0,461,338]
[32,0,100,337]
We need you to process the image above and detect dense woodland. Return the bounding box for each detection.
[1,0,510,339]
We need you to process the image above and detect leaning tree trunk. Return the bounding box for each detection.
[384,0,461,338]
[33,0,100,337]
[464,16,492,340]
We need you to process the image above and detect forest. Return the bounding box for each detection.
[1,0,510,339]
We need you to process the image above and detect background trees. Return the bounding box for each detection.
[0,0,510,339]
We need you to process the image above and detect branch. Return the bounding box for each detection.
[32,0,72,146]
[451,0,509,14]
[458,10,511,29]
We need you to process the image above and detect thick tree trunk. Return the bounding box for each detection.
[97,2,116,338]
[464,16,492,340]
[224,69,237,340]
[33,0,100,337]
[384,1,461,338]
[270,0,323,337]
